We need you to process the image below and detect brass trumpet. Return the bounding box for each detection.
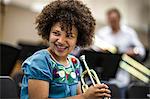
[80,55,109,99]
[80,55,100,92]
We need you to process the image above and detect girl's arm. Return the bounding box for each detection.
[28,79,111,99]
[28,79,85,99]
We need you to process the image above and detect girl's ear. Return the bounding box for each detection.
[74,45,78,50]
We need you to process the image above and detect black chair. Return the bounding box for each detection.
[126,84,150,99]
[0,76,19,98]
[108,84,120,99]
[0,43,20,76]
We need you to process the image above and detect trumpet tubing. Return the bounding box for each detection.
[81,69,100,92]
[80,55,109,99]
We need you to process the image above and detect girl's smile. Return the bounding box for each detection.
[54,43,68,52]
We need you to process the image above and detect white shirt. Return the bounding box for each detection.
[92,25,145,88]
[95,25,145,56]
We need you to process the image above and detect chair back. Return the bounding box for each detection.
[0,43,20,75]
[0,76,19,98]
[126,84,150,99]
[108,84,120,99]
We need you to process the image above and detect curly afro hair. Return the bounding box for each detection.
[35,0,96,47]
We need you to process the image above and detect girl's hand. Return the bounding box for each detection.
[82,84,111,99]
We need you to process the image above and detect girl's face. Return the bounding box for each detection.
[49,22,78,59]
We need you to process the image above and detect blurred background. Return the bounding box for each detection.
[0,0,150,98]
[1,0,149,59]
[0,0,149,48]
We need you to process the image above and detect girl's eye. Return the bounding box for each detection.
[52,32,60,36]
[67,33,75,38]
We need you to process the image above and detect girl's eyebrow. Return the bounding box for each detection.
[53,30,60,33]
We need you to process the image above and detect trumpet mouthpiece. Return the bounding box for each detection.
[80,55,85,61]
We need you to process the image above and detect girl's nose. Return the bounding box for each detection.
[57,35,66,44]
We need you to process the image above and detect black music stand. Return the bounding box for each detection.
[18,42,48,62]
[79,49,122,81]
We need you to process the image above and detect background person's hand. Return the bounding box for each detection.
[126,48,136,57]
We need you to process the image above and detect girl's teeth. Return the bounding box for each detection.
[57,45,66,49]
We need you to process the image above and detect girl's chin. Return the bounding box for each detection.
[55,51,68,57]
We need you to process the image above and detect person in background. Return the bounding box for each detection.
[20,0,111,99]
[92,8,145,98]
[93,8,145,59]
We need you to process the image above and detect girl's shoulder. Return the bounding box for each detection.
[21,49,52,81]
[32,49,49,57]
[22,49,51,65]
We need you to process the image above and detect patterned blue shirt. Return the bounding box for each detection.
[20,49,82,99]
